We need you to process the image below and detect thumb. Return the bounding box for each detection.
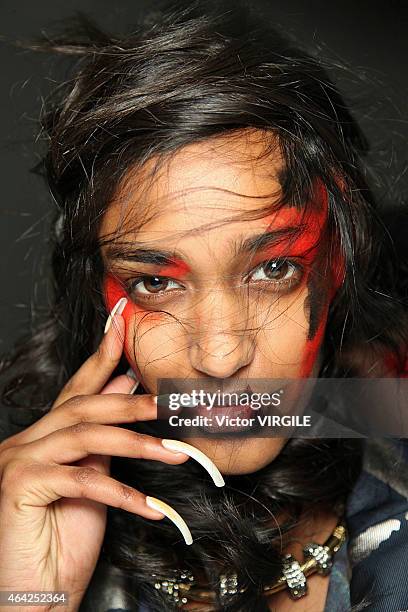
[100,373,138,395]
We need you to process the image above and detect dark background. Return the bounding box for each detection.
[1,0,407,355]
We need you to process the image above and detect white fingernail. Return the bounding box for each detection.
[126,367,137,380]
[161,439,225,488]
[130,381,139,394]
[104,297,128,334]
[145,496,193,545]
[126,367,139,394]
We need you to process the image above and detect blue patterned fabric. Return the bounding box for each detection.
[324,531,351,611]
[345,438,408,611]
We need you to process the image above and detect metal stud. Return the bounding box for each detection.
[281,553,308,599]
[303,542,333,575]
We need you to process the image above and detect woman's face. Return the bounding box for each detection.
[99,130,338,474]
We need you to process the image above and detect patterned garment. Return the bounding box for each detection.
[78,438,408,612]
[345,438,408,611]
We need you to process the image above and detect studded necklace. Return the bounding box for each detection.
[151,520,347,609]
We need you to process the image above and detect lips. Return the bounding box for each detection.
[194,400,257,420]
[189,387,261,434]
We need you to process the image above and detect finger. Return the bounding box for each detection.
[8,422,190,466]
[1,461,165,520]
[0,393,157,451]
[101,374,136,395]
[78,375,136,475]
[53,299,127,407]
[74,451,111,476]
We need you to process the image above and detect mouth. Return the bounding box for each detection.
[188,385,282,436]
[194,402,257,434]
[154,381,289,439]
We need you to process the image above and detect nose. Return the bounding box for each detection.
[188,289,255,378]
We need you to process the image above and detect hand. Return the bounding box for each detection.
[0,304,189,611]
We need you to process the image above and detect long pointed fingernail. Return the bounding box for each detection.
[104,297,128,334]
[145,496,193,545]
[161,439,225,488]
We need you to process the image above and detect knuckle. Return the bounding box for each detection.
[116,394,137,416]
[72,466,98,487]
[122,393,141,407]
[95,340,118,365]
[0,459,31,494]
[62,394,87,413]
[67,421,93,436]
[94,342,110,364]
[0,443,17,469]
[130,432,145,454]
[117,483,137,506]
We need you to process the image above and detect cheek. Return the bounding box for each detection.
[255,272,330,377]
[254,288,310,373]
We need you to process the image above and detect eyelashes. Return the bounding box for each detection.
[245,259,302,285]
[129,276,181,295]
[124,258,304,303]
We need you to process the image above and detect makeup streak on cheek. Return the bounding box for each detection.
[301,249,331,378]
[157,258,191,280]
[300,314,328,378]
[103,274,162,384]
[255,182,345,375]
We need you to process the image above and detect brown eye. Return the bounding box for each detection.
[249,259,301,284]
[131,276,181,295]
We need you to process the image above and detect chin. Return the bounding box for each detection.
[184,436,287,475]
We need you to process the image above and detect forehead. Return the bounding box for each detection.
[99,129,287,241]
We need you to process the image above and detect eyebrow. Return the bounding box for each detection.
[235,225,304,254]
[105,226,303,265]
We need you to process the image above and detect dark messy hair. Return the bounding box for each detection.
[1,2,407,611]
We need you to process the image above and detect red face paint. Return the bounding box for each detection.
[156,258,191,280]
[103,273,161,389]
[104,273,165,320]
[259,182,345,298]
[257,182,344,377]
[104,274,128,314]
